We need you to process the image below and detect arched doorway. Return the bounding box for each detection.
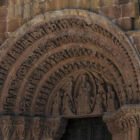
[60,117,112,140]
[0,9,140,140]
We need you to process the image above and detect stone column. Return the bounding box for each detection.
[103,104,140,140]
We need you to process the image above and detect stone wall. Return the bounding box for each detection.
[0,0,140,50]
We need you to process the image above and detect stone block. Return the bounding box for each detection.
[134,17,140,29]
[0,33,6,45]
[8,19,22,32]
[23,3,31,19]
[46,1,54,12]
[99,0,114,7]
[132,36,140,44]
[8,0,24,5]
[33,0,42,2]
[90,7,99,13]
[91,0,100,9]
[0,7,7,20]
[15,5,22,18]
[0,0,7,6]
[0,20,6,33]
[24,0,33,3]
[78,0,91,9]
[121,3,139,18]
[53,0,61,10]
[115,17,133,31]
[70,0,78,8]
[7,6,15,20]
[135,44,140,54]
[63,0,70,9]
[114,0,118,5]
[100,6,120,19]
[31,2,39,17]
[118,0,139,5]
[38,1,46,14]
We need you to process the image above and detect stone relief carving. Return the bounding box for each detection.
[107,85,118,112]
[52,90,63,117]
[0,116,67,140]
[77,74,92,114]
[0,116,13,140]
[50,72,119,117]
[0,18,138,114]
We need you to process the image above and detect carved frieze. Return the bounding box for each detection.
[49,72,119,117]
[0,116,67,140]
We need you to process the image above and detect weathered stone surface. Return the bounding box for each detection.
[0,33,6,45]
[0,0,7,6]
[115,17,133,31]
[118,0,139,5]
[121,3,139,18]
[0,7,7,21]
[134,17,140,29]
[0,20,6,33]
[15,5,22,18]
[0,0,140,43]
[8,0,24,5]
[132,36,140,44]
[31,2,39,17]
[100,6,120,19]
[7,6,15,20]
[8,19,22,32]
[23,3,31,19]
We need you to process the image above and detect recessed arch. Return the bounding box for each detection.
[0,9,140,118]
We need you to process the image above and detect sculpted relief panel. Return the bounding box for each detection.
[0,10,140,140]
[0,11,139,117]
[50,72,119,117]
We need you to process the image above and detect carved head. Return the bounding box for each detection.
[57,90,63,97]
[107,86,112,92]
[82,74,89,82]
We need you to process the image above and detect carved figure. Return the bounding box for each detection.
[52,90,63,116]
[93,94,103,114]
[1,118,13,140]
[77,74,92,114]
[65,77,74,103]
[127,86,133,104]
[107,86,117,112]
[63,92,74,115]
[96,76,107,109]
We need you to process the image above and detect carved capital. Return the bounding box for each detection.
[103,104,140,140]
[32,117,44,140]
[0,116,14,140]
[15,117,27,140]
[43,118,68,140]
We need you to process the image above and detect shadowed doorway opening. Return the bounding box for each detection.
[60,117,112,140]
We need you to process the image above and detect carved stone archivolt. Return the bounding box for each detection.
[0,9,139,120]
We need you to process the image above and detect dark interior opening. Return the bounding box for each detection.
[60,117,112,140]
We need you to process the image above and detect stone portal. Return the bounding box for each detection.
[0,9,140,140]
